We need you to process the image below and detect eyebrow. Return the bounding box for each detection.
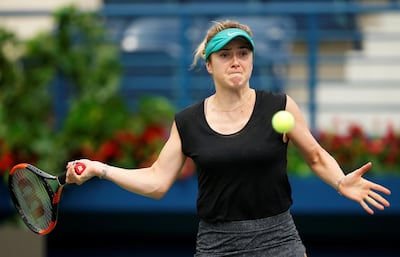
[220,45,251,51]
[218,45,251,51]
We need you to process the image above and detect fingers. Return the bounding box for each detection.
[363,181,391,210]
[368,191,390,208]
[354,162,372,177]
[66,161,75,169]
[341,162,392,215]
[360,190,391,215]
[365,195,384,210]
[371,182,391,196]
[359,199,374,215]
[65,160,85,184]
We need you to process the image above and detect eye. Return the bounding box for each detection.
[239,49,250,57]
[219,52,230,58]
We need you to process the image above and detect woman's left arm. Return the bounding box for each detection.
[285,95,391,214]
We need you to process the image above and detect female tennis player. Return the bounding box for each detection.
[66,20,391,256]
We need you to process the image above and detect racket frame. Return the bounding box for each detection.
[8,163,66,235]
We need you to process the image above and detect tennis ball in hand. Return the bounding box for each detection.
[272,110,295,133]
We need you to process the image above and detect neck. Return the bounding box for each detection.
[211,89,254,112]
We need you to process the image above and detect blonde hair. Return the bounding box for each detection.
[191,20,253,69]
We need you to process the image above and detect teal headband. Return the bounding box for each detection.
[205,28,255,60]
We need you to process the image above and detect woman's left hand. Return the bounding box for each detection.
[338,162,391,214]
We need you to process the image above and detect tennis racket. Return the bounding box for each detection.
[8,162,86,235]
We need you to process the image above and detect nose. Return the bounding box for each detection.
[231,54,240,67]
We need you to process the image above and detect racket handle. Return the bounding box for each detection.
[58,172,67,185]
[74,162,86,175]
[58,162,86,185]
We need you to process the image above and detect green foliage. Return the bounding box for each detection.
[0,5,123,173]
[287,142,312,177]
[0,26,54,169]
[0,5,179,178]
[70,96,177,169]
[60,96,132,158]
[50,5,121,101]
[135,95,176,125]
[288,124,400,177]
[1,4,399,183]
[318,124,400,176]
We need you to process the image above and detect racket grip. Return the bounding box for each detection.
[74,162,86,175]
[58,172,67,185]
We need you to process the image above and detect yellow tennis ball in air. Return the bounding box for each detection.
[272,110,295,133]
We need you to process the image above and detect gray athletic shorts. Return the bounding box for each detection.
[194,210,306,257]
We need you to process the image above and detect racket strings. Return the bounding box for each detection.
[10,168,53,231]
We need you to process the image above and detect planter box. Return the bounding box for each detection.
[56,175,400,215]
[1,175,399,215]
[289,175,400,214]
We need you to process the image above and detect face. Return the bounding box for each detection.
[206,37,253,90]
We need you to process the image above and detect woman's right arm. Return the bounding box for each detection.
[66,121,187,200]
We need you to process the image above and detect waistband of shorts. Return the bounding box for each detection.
[198,209,292,232]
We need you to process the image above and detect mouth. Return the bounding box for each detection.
[229,72,242,76]
[227,73,243,84]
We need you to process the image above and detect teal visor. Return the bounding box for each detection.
[205,28,254,60]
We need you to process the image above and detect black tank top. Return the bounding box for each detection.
[175,90,292,222]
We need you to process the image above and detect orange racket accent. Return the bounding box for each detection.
[52,186,65,204]
[39,220,57,235]
[8,162,85,235]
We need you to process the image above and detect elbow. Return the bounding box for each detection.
[145,163,174,200]
[306,147,335,172]
[147,184,169,200]
[304,146,325,168]
[151,191,166,200]
[307,155,321,169]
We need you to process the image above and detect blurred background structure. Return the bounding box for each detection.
[0,1,400,257]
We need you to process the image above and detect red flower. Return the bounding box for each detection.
[367,139,385,155]
[179,158,196,180]
[138,153,158,168]
[140,125,167,145]
[96,140,122,161]
[0,150,14,175]
[383,123,396,144]
[348,124,364,138]
[114,130,138,145]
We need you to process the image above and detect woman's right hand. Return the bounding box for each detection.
[65,159,105,185]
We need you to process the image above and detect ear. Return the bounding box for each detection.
[205,61,213,74]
